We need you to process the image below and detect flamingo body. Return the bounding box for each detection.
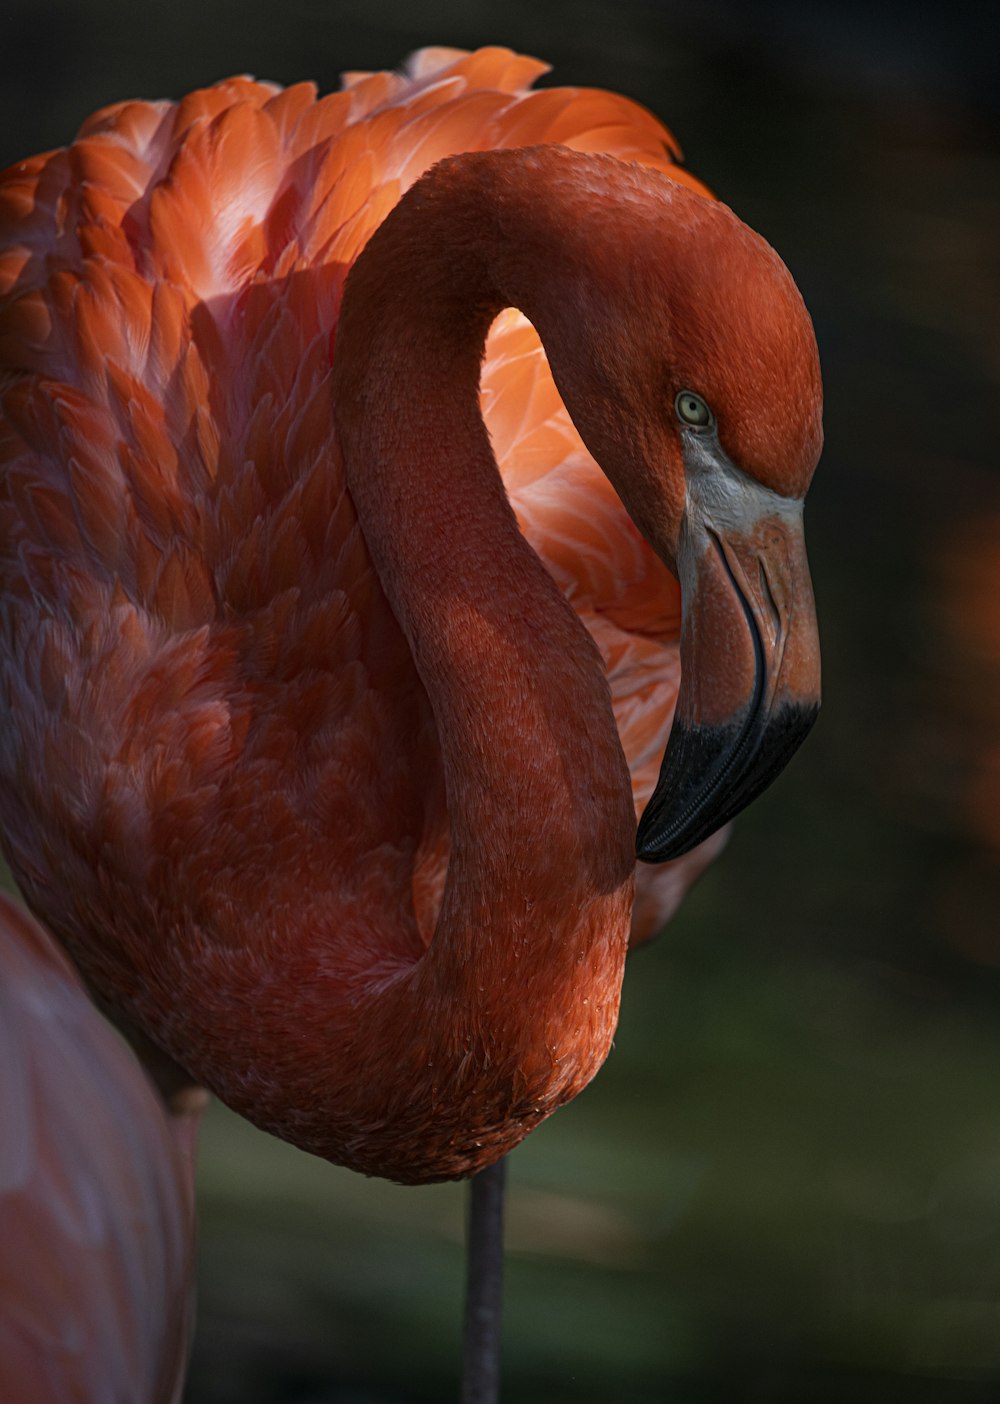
[0,892,193,1404]
[0,48,821,1181]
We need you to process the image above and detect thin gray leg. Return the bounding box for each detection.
[460,1156,507,1404]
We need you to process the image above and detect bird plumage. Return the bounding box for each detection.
[0,46,716,953]
[0,47,818,1181]
[0,892,194,1404]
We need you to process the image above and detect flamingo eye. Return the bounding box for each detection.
[675,390,713,429]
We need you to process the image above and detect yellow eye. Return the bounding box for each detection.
[675,390,713,428]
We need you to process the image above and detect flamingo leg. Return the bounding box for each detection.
[460,1156,507,1403]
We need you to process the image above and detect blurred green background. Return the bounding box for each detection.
[2,1,998,1400]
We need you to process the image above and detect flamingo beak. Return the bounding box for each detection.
[636,449,820,862]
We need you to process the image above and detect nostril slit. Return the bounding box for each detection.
[758,560,782,646]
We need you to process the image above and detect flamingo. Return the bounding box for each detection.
[0,45,822,1396]
[0,891,196,1404]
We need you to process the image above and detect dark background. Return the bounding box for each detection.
[2,1,999,1400]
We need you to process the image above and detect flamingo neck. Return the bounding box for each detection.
[329,150,636,1175]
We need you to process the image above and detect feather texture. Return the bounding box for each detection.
[0,47,717,971]
[0,894,194,1404]
[0,48,738,1181]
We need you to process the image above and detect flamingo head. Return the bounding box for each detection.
[529,165,824,861]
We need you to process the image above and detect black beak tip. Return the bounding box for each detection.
[635,815,683,864]
[635,701,820,865]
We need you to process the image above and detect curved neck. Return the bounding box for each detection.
[334,150,636,939]
[323,150,639,1179]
